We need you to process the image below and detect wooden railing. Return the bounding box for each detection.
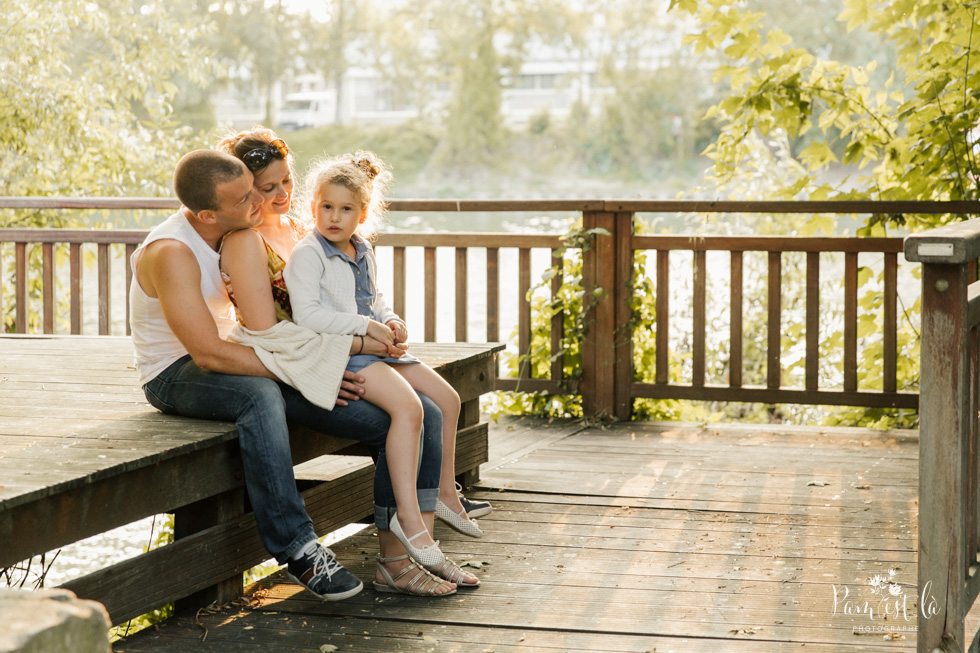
[4,197,980,418]
[906,221,980,653]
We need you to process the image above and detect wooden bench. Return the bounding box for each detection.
[0,335,503,625]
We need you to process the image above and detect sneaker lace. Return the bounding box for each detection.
[310,545,342,581]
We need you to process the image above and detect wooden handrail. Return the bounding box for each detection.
[906,219,980,263]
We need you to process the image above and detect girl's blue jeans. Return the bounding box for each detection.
[142,355,443,563]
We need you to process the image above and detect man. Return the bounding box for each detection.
[129,150,438,601]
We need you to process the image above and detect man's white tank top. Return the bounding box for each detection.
[129,211,237,385]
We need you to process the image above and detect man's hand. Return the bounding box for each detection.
[336,370,366,406]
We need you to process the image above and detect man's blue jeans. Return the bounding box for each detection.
[143,355,443,563]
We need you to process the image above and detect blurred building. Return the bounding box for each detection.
[213,57,611,131]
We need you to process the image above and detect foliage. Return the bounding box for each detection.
[658,0,980,426]
[1,552,60,590]
[487,209,921,428]
[283,121,440,189]
[489,224,588,419]
[0,0,211,217]
[670,0,980,214]
[420,0,568,170]
[1,0,215,333]
[295,0,367,126]
[201,0,307,126]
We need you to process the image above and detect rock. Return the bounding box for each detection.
[0,588,110,653]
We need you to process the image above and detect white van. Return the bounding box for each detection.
[277,91,336,130]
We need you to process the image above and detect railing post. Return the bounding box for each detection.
[580,210,632,419]
[905,221,980,653]
[917,261,968,652]
[613,212,635,420]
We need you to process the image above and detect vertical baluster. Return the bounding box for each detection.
[692,249,706,387]
[805,252,820,392]
[486,248,499,344]
[550,247,564,384]
[883,252,898,393]
[843,252,858,392]
[424,246,436,342]
[393,246,406,320]
[455,247,468,342]
[767,251,782,389]
[70,243,82,334]
[518,248,532,379]
[655,249,669,384]
[0,242,4,326]
[42,242,54,334]
[125,243,137,336]
[98,243,110,335]
[15,242,27,333]
[730,251,743,388]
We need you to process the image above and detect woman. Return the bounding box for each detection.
[216,127,479,594]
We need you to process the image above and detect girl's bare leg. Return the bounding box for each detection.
[396,365,479,586]
[395,365,471,517]
[357,362,435,549]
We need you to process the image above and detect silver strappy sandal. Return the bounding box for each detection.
[372,554,457,597]
[424,556,481,589]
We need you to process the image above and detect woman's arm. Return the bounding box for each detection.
[141,239,277,378]
[220,229,279,331]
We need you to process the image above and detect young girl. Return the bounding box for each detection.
[284,153,483,584]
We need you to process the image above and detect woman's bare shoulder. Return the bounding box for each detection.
[219,229,269,274]
[222,228,267,256]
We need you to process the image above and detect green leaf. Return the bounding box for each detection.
[798,142,839,171]
[838,1,871,32]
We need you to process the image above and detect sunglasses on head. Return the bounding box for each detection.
[241,139,289,171]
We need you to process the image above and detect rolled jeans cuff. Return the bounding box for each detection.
[375,486,439,531]
[417,487,439,514]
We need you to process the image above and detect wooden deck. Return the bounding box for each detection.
[116,418,921,652]
[0,335,500,626]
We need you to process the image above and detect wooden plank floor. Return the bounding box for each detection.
[116,418,920,652]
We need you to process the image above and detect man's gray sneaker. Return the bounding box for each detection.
[286,542,363,601]
[456,482,492,519]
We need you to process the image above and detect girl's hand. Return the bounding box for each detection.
[366,319,395,346]
[387,319,408,344]
[361,334,408,358]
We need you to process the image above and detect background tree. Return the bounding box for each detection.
[0,0,212,223]
[300,0,368,125]
[670,0,980,219]
[206,0,305,127]
[361,1,441,123]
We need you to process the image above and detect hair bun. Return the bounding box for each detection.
[351,152,381,181]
